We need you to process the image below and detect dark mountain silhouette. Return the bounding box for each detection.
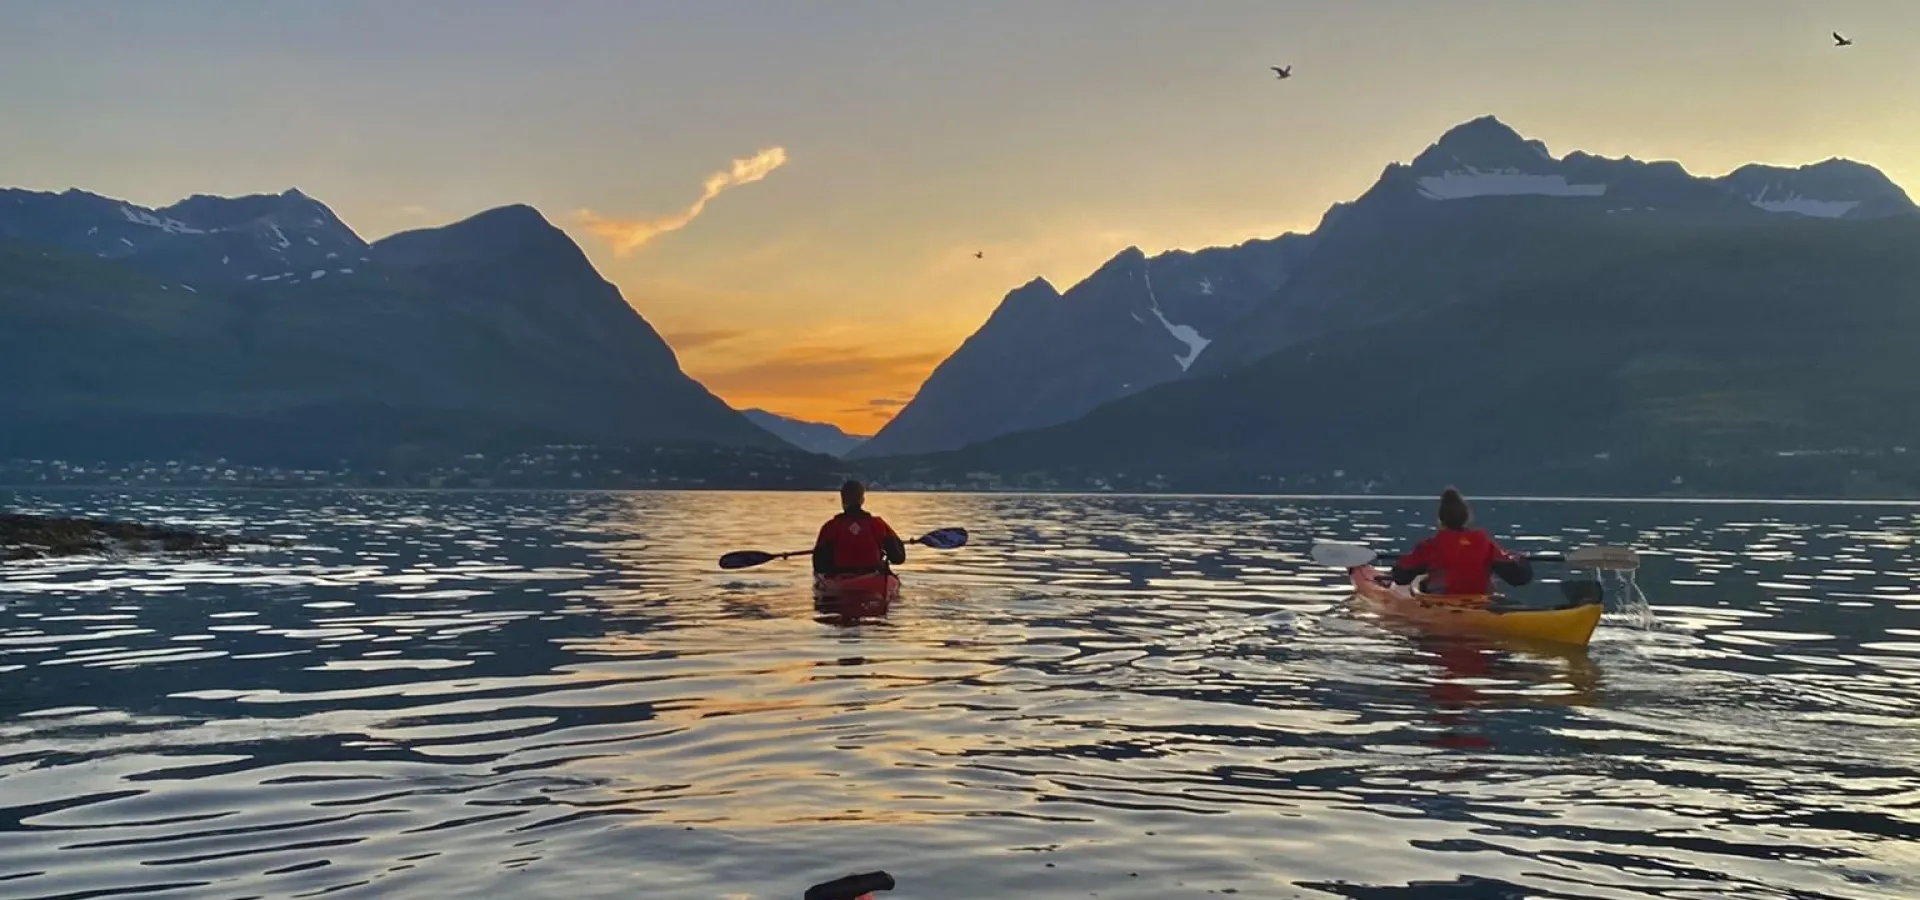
[0,191,787,465]
[863,117,1920,498]
[743,409,868,457]
[851,234,1315,458]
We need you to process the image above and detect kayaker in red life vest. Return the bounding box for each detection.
[1389,488,1533,595]
[813,480,907,576]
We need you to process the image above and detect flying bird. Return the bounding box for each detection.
[1271,65,1292,79]
[1833,31,1853,46]
[974,250,984,259]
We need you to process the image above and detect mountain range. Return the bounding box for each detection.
[850,235,1315,458]
[861,115,1920,497]
[853,116,1916,462]
[743,409,869,457]
[0,186,798,470]
[9,113,1919,496]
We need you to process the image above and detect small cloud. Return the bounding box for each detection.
[662,328,747,352]
[579,146,789,256]
[867,397,909,408]
[696,346,945,397]
[397,205,434,218]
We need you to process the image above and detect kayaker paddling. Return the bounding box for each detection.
[813,480,907,578]
[1390,488,1532,596]
[1309,530,1638,648]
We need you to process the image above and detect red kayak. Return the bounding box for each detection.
[813,571,901,600]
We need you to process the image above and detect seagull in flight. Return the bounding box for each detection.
[974,250,984,259]
[1270,65,1293,80]
[1833,31,1853,47]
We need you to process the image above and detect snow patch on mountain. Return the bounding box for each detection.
[120,205,203,234]
[1753,197,1861,218]
[1417,168,1608,200]
[1746,185,1861,218]
[1151,307,1209,370]
[1140,264,1209,370]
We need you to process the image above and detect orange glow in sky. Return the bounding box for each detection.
[7,1,1919,432]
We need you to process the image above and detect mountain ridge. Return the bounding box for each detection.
[0,187,790,465]
[872,213,1920,497]
[853,116,1920,498]
[849,231,1316,458]
[743,409,869,457]
[1189,114,1914,375]
[853,114,1913,457]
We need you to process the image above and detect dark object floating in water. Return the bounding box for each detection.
[0,512,271,561]
[804,871,896,900]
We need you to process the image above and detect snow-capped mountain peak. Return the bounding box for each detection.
[1403,115,1608,201]
[1716,159,1916,220]
[0,186,368,286]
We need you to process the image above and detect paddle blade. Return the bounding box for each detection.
[718,550,778,570]
[1310,541,1379,568]
[1567,546,1640,571]
[917,527,969,550]
[1559,579,1605,605]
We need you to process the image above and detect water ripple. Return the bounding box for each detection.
[0,490,1915,898]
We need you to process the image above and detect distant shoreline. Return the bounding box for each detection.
[5,484,1920,506]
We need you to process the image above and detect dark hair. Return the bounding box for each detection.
[839,479,866,510]
[1437,487,1471,530]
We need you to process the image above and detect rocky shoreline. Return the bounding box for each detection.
[0,513,266,561]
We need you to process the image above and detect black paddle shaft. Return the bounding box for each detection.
[1370,550,1565,563]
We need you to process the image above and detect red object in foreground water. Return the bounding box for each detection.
[813,571,901,601]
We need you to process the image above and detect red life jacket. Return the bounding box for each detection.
[815,512,898,573]
[1395,528,1512,595]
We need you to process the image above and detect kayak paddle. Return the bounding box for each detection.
[717,527,969,570]
[1309,540,1639,571]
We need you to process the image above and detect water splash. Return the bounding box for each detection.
[1603,567,1660,631]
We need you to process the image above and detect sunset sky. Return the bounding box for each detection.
[5,0,1918,432]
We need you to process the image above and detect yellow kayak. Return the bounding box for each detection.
[1349,566,1602,647]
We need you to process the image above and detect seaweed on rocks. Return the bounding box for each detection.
[0,513,273,561]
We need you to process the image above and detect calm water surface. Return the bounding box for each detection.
[0,490,1916,899]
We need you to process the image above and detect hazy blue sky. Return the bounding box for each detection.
[4,0,1916,428]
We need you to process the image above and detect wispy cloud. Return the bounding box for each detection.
[695,345,944,397]
[578,146,789,255]
[837,396,912,419]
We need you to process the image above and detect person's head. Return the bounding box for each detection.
[839,479,866,513]
[1437,487,1471,531]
